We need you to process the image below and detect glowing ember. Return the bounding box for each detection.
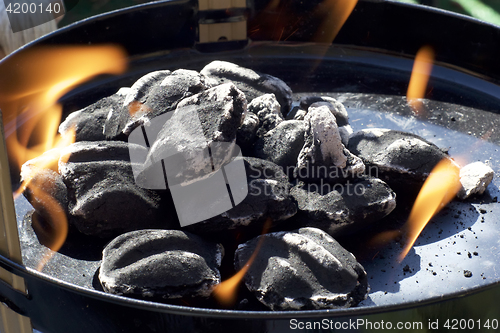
[406,45,435,114]
[0,45,127,269]
[213,218,272,306]
[398,158,461,262]
[128,100,152,117]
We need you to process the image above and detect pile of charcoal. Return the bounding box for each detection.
[21,61,494,311]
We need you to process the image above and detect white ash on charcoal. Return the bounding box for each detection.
[21,164,68,222]
[236,112,260,154]
[234,227,369,310]
[139,83,246,187]
[299,96,353,146]
[295,105,364,181]
[247,93,284,137]
[256,106,363,182]
[348,128,451,198]
[254,120,307,173]
[201,60,293,114]
[58,141,172,237]
[457,161,494,199]
[289,177,396,237]
[307,102,351,147]
[59,87,131,142]
[184,157,297,238]
[122,69,215,135]
[99,229,223,299]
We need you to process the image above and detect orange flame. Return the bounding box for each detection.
[213,219,272,306]
[0,45,127,169]
[407,45,435,115]
[313,0,358,43]
[398,158,461,262]
[0,45,127,269]
[28,182,69,272]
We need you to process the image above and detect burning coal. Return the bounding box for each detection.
[13,56,494,311]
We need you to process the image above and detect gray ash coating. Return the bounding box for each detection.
[142,83,246,187]
[295,105,363,182]
[201,60,293,114]
[348,128,452,198]
[60,69,216,142]
[99,229,223,299]
[254,120,307,172]
[237,112,260,153]
[248,93,284,138]
[235,227,369,310]
[299,96,350,127]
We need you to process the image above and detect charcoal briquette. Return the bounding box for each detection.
[99,229,223,299]
[184,157,297,238]
[59,141,171,237]
[289,177,396,237]
[21,168,68,222]
[348,129,451,198]
[295,105,364,181]
[142,83,247,187]
[234,227,369,310]
[254,120,307,173]
[236,112,260,153]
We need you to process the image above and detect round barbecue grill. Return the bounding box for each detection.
[1,0,500,332]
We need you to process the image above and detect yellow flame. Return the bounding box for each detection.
[398,158,461,262]
[0,45,127,169]
[0,45,127,270]
[213,218,272,306]
[407,45,435,114]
